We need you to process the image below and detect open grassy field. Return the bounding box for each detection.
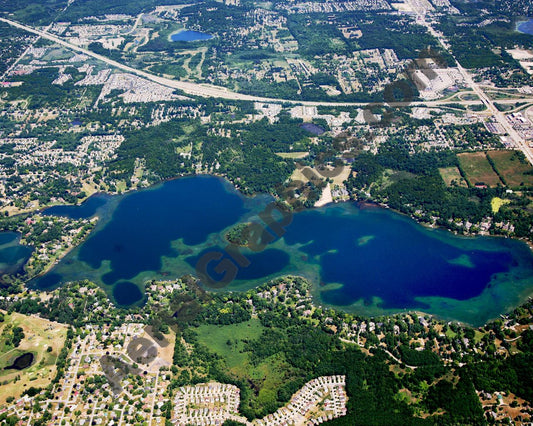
[458,92,479,101]
[141,326,176,373]
[290,166,325,185]
[0,311,68,404]
[457,152,503,187]
[276,151,309,159]
[195,319,264,372]
[487,150,533,188]
[491,197,511,213]
[195,319,292,413]
[332,165,352,186]
[377,169,417,190]
[439,166,468,187]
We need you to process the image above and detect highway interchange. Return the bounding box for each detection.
[1,15,533,164]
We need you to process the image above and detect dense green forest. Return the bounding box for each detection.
[0,0,68,25]
[436,17,530,69]
[0,0,188,25]
[4,67,101,109]
[437,0,533,72]
[451,0,533,19]
[345,143,533,239]
[108,111,308,194]
[108,119,193,181]
[151,278,533,424]
[3,273,533,425]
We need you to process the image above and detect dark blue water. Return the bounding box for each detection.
[113,281,143,306]
[284,207,514,309]
[517,19,533,35]
[4,352,34,370]
[27,176,533,324]
[79,177,246,288]
[0,232,33,277]
[32,177,252,305]
[35,272,62,289]
[44,195,107,219]
[300,123,325,135]
[171,30,213,42]
[0,233,18,245]
[187,248,290,283]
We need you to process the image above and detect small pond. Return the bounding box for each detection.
[170,30,213,42]
[300,123,325,135]
[5,352,34,370]
[517,19,533,36]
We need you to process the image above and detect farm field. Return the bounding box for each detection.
[439,166,468,187]
[457,152,503,187]
[0,311,68,405]
[487,150,533,188]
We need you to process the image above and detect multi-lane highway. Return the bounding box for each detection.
[1,16,533,164]
[0,16,519,108]
[0,17,274,102]
[455,61,533,165]
[417,13,533,165]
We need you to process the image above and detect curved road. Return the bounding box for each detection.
[3,14,533,164]
[418,14,533,165]
[0,17,274,102]
[0,16,508,108]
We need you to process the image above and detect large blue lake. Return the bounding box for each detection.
[26,176,533,325]
[517,19,533,36]
[170,30,213,42]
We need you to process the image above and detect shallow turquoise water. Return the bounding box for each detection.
[25,176,533,325]
[0,232,33,277]
[517,19,533,35]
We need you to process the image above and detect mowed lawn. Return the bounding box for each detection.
[276,152,309,159]
[487,150,533,188]
[457,152,503,187]
[0,311,68,405]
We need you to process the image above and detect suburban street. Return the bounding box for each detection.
[1,17,532,107]
[1,15,533,165]
[417,11,533,164]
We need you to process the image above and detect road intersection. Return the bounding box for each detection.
[1,16,532,164]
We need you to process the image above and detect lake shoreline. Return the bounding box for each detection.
[0,215,97,289]
[168,28,214,42]
[2,173,533,326]
[22,221,96,286]
[310,195,533,254]
[516,18,533,35]
[167,27,184,42]
[3,168,531,252]
[2,171,533,285]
